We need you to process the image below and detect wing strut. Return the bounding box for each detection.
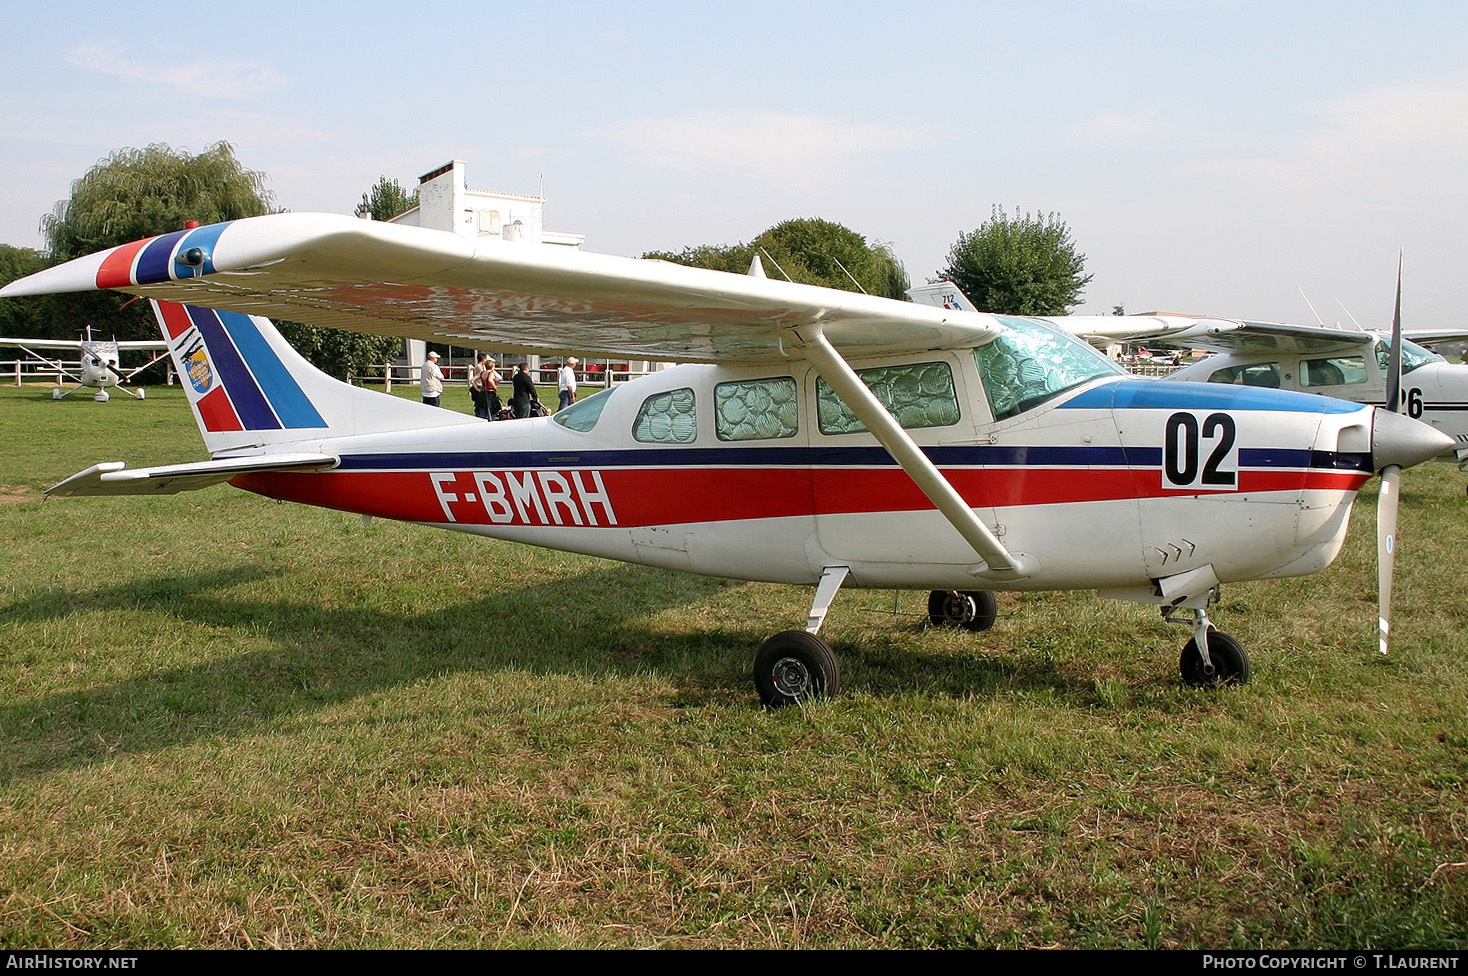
[790,325,1035,581]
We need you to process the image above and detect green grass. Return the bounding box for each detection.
[0,383,1465,948]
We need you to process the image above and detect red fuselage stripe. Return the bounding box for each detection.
[231,466,1370,528]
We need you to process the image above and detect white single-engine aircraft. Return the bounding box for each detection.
[0,327,170,401]
[0,214,1453,705]
[1015,292,1468,466]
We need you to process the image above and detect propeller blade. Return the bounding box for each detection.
[1377,463,1401,655]
[1377,253,1405,656]
[1386,252,1404,414]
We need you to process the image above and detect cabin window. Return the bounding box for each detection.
[1301,355,1367,388]
[552,387,613,432]
[974,316,1123,419]
[816,361,960,435]
[1206,362,1282,388]
[632,388,697,443]
[715,377,799,440]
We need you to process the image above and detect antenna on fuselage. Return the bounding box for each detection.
[1298,287,1325,325]
[758,247,795,283]
[831,254,867,295]
[1333,296,1365,331]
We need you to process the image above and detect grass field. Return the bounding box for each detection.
[0,382,1464,949]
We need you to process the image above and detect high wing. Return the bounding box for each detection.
[1076,317,1462,358]
[48,454,340,497]
[0,337,169,351]
[0,213,1000,364]
[1047,313,1244,348]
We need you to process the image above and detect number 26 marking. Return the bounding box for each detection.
[1163,412,1237,489]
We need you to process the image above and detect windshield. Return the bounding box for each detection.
[1375,338,1444,377]
[975,316,1124,419]
[552,387,614,431]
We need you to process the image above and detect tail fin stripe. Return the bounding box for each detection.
[214,309,326,428]
[196,386,245,432]
[184,305,283,431]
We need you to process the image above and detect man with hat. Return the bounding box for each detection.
[421,350,444,406]
[558,356,579,412]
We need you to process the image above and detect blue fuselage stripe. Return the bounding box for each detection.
[329,444,1371,473]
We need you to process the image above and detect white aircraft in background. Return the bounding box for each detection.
[1157,322,1468,466]
[910,282,1468,466]
[1,215,1452,704]
[0,327,171,401]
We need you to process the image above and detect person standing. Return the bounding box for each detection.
[421,350,444,406]
[483,358,502,420]
[470,353,490,419]
[558,357,579,412]
[511,362,539,418]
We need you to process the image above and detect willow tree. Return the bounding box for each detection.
[38,142,275,342]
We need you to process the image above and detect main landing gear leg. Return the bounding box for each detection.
[753,567,847,708]
[1167,598,1250,687]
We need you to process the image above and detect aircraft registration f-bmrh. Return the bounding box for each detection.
[0,214,1452,705]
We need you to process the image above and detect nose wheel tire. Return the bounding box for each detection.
[754,630,839,708]
[926,590,998,632]
[1180,630,1250,688]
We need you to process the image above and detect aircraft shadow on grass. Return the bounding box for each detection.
[0,562,1074,783]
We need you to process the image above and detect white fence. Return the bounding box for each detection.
[348,362,661,391]
[5,357,82,386]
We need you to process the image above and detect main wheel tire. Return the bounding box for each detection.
[926,590,999,632]
[753,630,839,708]
[1180,630,1251,688]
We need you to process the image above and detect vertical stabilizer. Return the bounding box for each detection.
[152,300,478,455]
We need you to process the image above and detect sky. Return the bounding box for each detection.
[2,0,1465,328]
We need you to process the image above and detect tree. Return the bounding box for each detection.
[37,142,276,344]
[940,207,1093,315]
[43,142,275,262]
[0,244,47,337]
[354,176,418,221]
[644,218,910,300]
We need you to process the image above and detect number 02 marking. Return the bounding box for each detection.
[1163,412,1238,489]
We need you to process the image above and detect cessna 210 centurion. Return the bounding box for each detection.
[0,213,1452,705]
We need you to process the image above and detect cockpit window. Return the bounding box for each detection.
[1207,362,1282,387]
[633,388,697,443]
[1301,355,1367,388]
[816,361,960,435]
[975,316,1123,419]
[1376,339,1443,377]
[552,387,613,432]
[716,377,799,440]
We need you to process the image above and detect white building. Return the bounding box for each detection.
[389,159,585,249]
[388,160,584,371]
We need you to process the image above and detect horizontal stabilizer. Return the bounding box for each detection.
[48,453,339,497]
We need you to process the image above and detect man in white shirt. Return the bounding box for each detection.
[558,357,579,412]
[421,350,444,406]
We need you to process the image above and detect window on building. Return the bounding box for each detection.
[817,361,960,435]
[633,388,696,443]
[715,377,799,440]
